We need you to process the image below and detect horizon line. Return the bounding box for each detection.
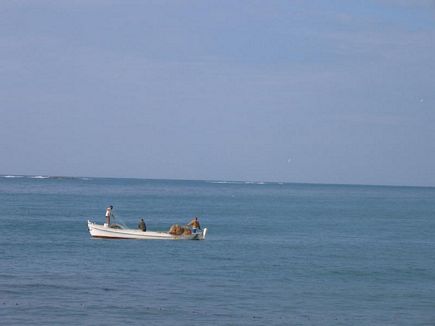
[1,173,434,189]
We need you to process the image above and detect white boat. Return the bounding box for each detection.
[87,220,207,240]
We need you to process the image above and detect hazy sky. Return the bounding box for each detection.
[1,0,434,186]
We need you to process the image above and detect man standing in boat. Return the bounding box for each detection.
[105,205,113,226]
[187,217,201,233]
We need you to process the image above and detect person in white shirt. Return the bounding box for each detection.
[105,205,113,225]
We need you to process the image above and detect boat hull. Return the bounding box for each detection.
[87,221,207,240]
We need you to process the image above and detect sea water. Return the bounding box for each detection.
[0,176,434,325]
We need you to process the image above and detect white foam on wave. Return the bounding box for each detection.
[32,176,49,179]
[3,175,24,178]
[210,181,244,185]
[209,180,268,185]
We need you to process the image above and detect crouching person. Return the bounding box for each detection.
[138,218,146,231]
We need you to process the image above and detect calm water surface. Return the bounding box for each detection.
[0,176,434,325]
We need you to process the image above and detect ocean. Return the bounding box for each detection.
[0,176,434,325]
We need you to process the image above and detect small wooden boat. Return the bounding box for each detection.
[87,220,207,240]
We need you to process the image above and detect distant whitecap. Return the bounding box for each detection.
[210,181,244,184]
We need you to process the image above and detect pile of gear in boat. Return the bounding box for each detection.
[168,217,201,235]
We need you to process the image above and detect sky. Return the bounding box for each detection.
[0,0,434,186]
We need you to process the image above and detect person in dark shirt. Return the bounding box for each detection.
[138,218,146,231]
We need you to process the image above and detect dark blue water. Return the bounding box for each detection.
[1,176,435,325]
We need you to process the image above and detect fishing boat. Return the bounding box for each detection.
[87,220,207,240]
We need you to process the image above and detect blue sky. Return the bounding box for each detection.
[0,0,434,186]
